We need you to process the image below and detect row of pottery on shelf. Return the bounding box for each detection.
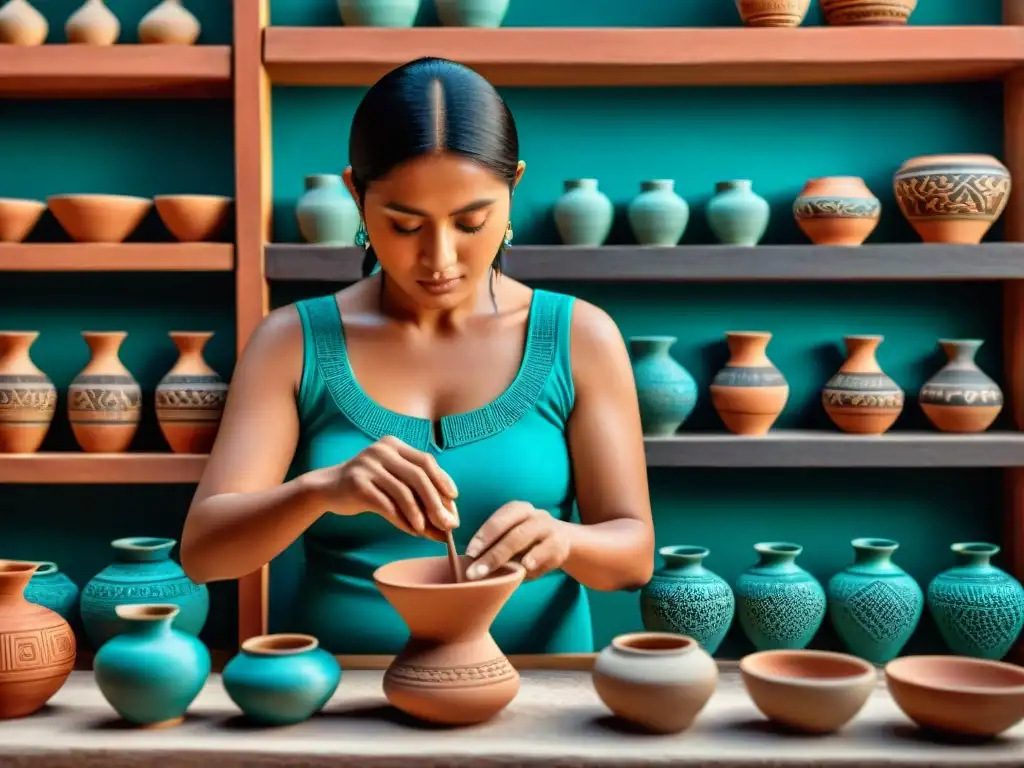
[639,540,1024,663]
[631,333,1003,437]
[737,0,917,27]
[339,0,509,27]
[0,193,232,244]
[0,0,200,45]
[0,330,227,454]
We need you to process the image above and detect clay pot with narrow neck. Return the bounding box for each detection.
[629,336,698,436]
[0,560,77,719]
[0,331,56,453]
[156,332,228,453]
[793,176,880,246]
[65,0,120,45]
[138,0,200,44]
[553,179,614,246]
[919,339,1003,433]
[710,331,789,436]
[0,0,48,45]
[822,335,904,434]
[68,332,141,453]
[373,555,525,725]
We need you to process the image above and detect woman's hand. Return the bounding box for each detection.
[463,502,571,580]
[302,435,459,542]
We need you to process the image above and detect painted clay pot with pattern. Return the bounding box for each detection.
[919,339,1003,433]
[68,331,141,453]
[0,331,56,454]
[822,335,904,435]
[629,336,698,436]
[820,0,916,25]
[0,0,48,45]
[710,331,789,436]
[24,561,79,622]
[793,176,880,246]
[894,154,1011,244]
[373,555,524,725]
[138,0,200,44]
[0,560,76,719]
[736,0,810,26]
[156,332,228,454]
[65,0,120,44]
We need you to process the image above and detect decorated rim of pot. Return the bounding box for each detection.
[81,330,129,338]
[741,649,875,686]
[111,536,176,551]
[372,555,525,590]
[885,655,1024,694]
[27,561,59,576]
[241,633,320,656]
[115,603,181,621]
[0,560,39,575]
[610,632,698,655]
[951,541,1000,556]
[851,537,899,552]
[659,544,709,560]
[754,541,803,555]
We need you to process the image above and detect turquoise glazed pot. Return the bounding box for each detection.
[338,0,420,26]
[434,0,509,26]
[627,179,689,246]
[24,561,79,621]
[94,604,210,727]
[705,180,770,246]
[553,179,614,246]
[223,634,342,725]
[80,537,209,650]
[639,545,735,655]
[734,542,826,651]
[927,542,1024,660]
[826,538,923,665]
[295,174,360,245]
[629,336,697,436]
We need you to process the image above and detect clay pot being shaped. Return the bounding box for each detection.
[68,332,141,453]
[592,632,718,734]
[373,555,524,725]
[0,560,76,719]
[820,0,916,24]
[553,179,614,246]
[0,199,45,242]
[0,0,47,44]
[434,0,509,27]
[138,0,200,44]
[919,339,1003,433]
[793,176,880,246]
[338,0,420,27]
[821,335,904,435]
[0,331,56,454]
[735,0,811,26]
[894,154,1011,245]
[154,195,231,242]
[156,332,228,454]
[627,180,690,246]
[710,331,789,436]
[65,0,120,44]
[47,194,151,243]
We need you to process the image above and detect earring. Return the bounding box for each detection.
[503,220,513,248]
[355,220,369,249]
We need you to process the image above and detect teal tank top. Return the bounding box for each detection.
[285,287,593,655]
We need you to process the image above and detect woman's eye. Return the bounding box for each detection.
[456,218,487,234]
[390,221,421,234]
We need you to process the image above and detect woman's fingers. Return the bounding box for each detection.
[363,459,427,534]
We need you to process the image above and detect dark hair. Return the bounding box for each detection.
[348,57,520,278]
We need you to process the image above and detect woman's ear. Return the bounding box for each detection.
[342,166,360,211]
[513,160,526,190]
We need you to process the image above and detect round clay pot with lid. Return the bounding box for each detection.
[0,331,57,453]
[68,331,141,453]
[793,176,880,245]
[821,334,904,434]
[156,331,228,453]
[0,198,45,242]
[735,0,811,26]
[709,331,789,436]
[919,339,1003,433]
[819,0,916,25]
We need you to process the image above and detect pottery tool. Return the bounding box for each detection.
[443,497,464,583]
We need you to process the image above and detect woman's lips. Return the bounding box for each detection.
[418,276,462,294]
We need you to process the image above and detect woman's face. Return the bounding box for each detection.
[344,152,524,308]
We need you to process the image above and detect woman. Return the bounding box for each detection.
[180,56,654,655]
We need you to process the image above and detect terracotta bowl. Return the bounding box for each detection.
[0,198,46,243]
[47,194,151,243]
[154,194,233,242]
[885,655,1024,737]
[740,649,877,733]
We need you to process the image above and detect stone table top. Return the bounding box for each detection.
[0,669,1020,767]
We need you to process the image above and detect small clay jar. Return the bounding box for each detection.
[65,0,120,45]
[138,0,200,44]
[0,331,57,454]
[735,0,811,26]
[822,335,904,434]
[793,176,880,246]
[919,339,1003,433]
[155,332,228,454]
[0,0,48,45]
[709,331,789,436]
[68,331,141,453]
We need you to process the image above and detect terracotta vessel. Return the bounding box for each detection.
[736,0,810,26]
[919,339,1003,433]
[156,332,228,453]
[793,176,880,246]
[154,195,231,242]
[47,194,151,243]
[710,331,789,436]
[740,649,876,733]
[894,154,1011,244]
[0,0,47,44]
[65,0,120,44]
[138,0,200,44]
[0,331,56,454]
[0,199,45,242]
[0,561,76,719]
[68,332,141,453]
[821,335,904,434]
[592,632,718,734]
[820,0,916,25]
[373,555,524,725]
[885,655,1024,737]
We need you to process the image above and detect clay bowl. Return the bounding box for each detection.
[154,195,233,242]
[47,194,152,243]
[885,655,1024,738]
[740,649,877,733]
[0,199,46,243]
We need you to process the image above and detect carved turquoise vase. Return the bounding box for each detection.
[734,542,826,651]
[434,0,509,26]
[338,0,420,26]
[94,604,210,727]
[553,179,614,246]
[826,538,923,664]
[627,179,689,246]
[640,545,735,655]
[927,542,1024,660]
[80,537,209,650]
[223,634,342,725]
[705,180,770,246]
[24,561,79,621]
[629,336,698,436]
[295,174,360,245]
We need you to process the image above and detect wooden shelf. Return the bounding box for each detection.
[0,453,206,484]
[263,26,1024,87]
[265,243,1024,282]
[0,244,234,272]
[0,44,232,98]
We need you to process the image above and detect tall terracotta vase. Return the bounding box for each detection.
[373,555,525,725]
[0,560,76,719]
[709,331,789,435]
[156,332,228,453]
[0,331,56,453]
[68,332,141,453]
[822,335,904,434]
